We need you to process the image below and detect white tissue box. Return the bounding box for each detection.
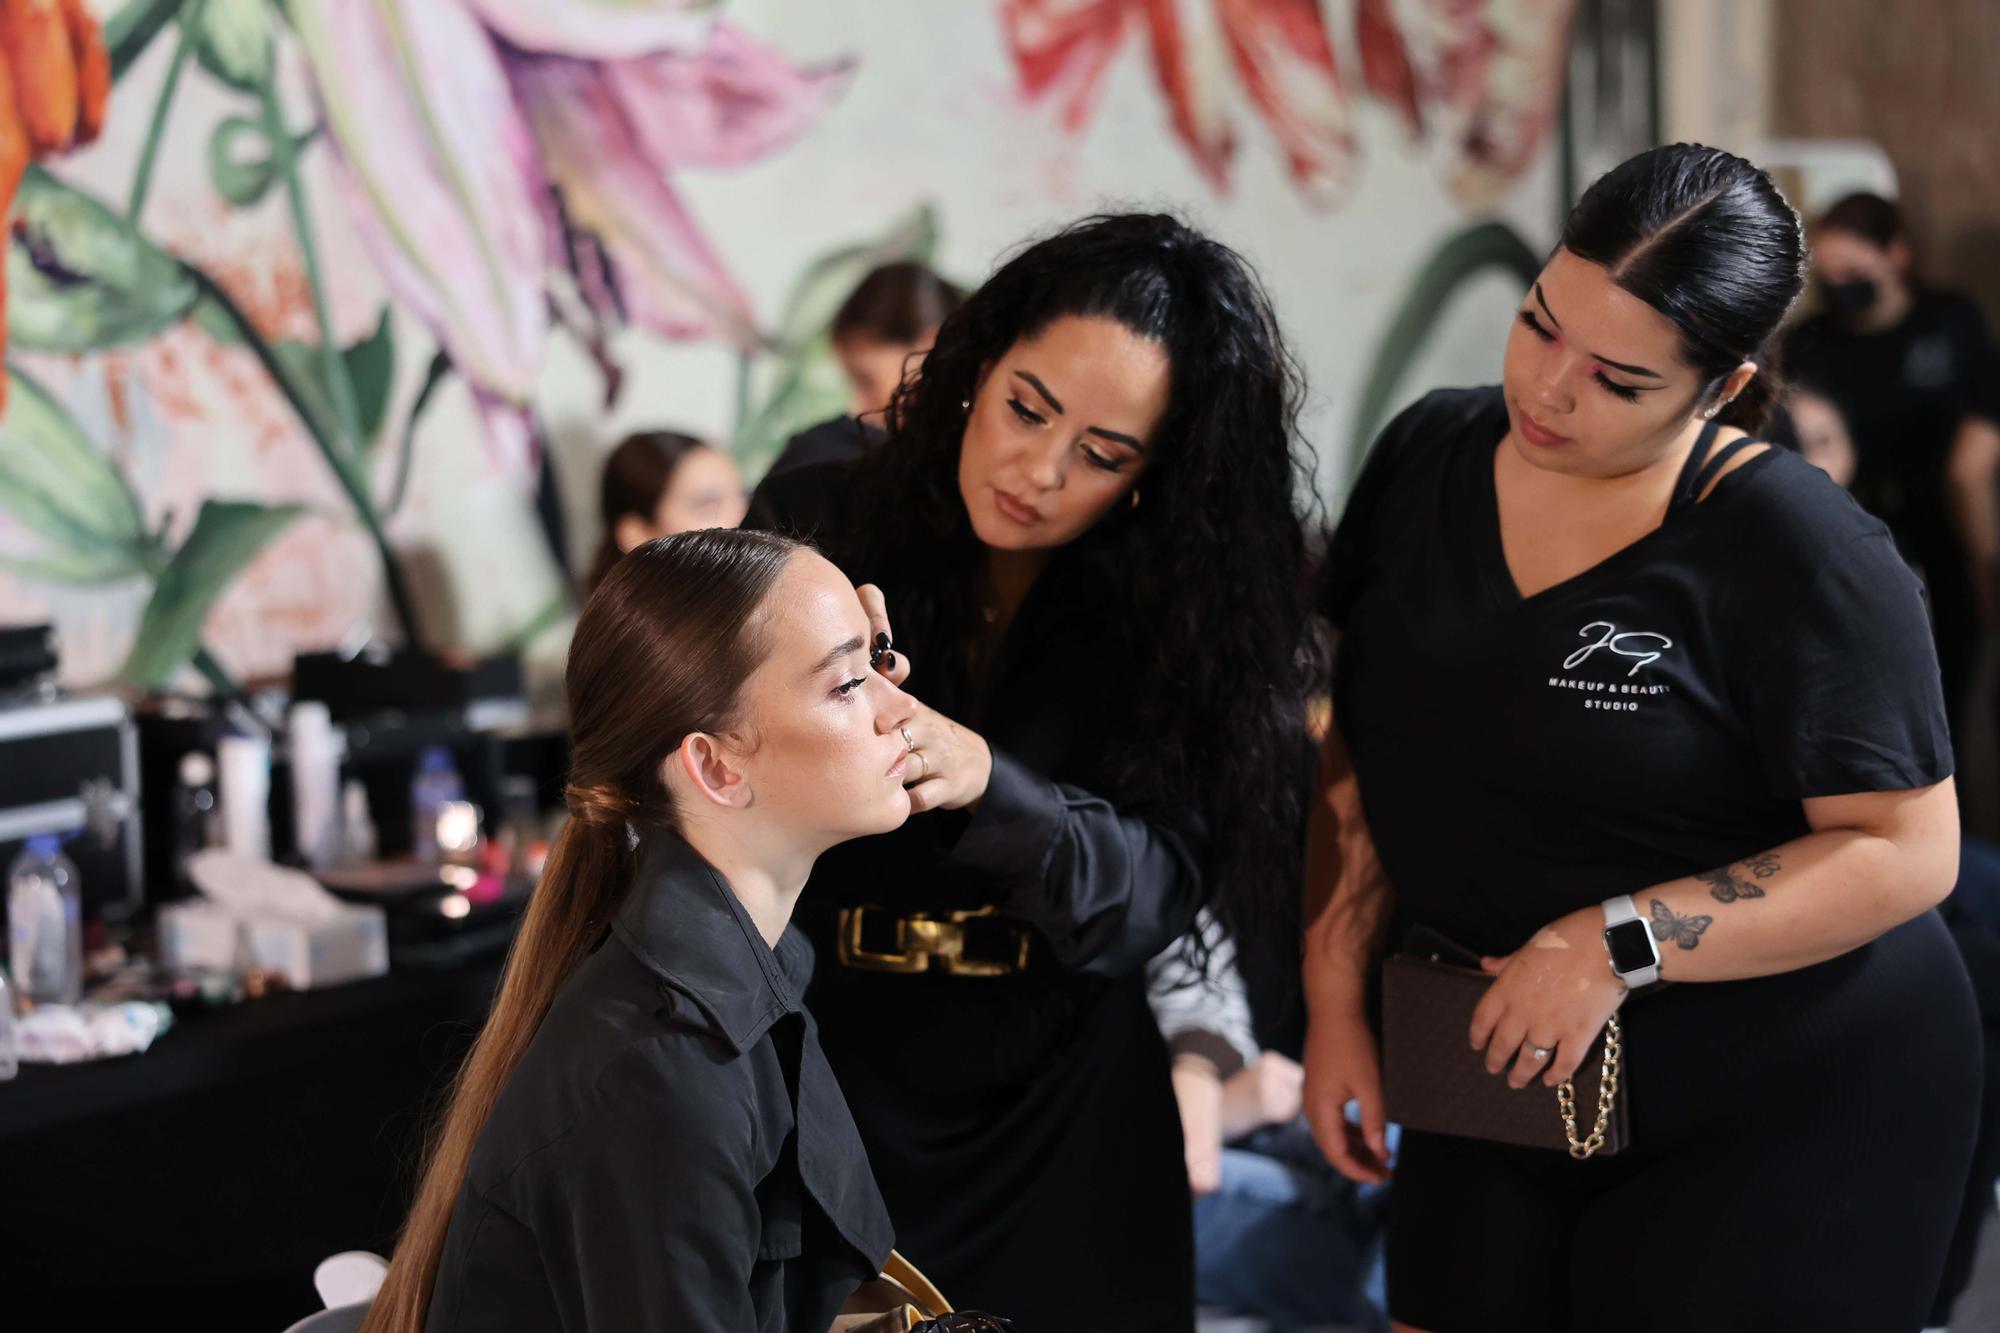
[158,897,388,990]
[157,900,245,974]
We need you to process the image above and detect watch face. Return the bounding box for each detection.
[1604,919,1657,974]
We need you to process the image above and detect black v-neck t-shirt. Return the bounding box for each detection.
[1324,386,1952,957]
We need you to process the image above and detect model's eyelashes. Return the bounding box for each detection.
[1007,396,1044,426]
[833,676,866,700]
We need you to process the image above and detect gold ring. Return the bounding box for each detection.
[909,751,929,780]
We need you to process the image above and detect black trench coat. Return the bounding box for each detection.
[749,461,1206,1332]
[425,830,894,1332]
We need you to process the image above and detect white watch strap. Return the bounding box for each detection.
[1602,893,1660,987]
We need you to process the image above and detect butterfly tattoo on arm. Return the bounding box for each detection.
[1649,898,1712,951]
[1700,852,1782,904]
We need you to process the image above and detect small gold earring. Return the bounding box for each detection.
[1129,488,1142,510]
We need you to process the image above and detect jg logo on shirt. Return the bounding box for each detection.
[1549,620,1675,712]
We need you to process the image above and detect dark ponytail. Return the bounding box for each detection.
[1561,143,1806,432]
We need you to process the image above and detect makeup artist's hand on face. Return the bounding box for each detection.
[853,583,989,810]
[856,583,913,687]
[900,700,992,813]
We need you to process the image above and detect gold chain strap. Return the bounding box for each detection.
[1556,1015,1621,1160]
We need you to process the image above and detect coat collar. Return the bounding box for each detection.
[610,829,808,1056]
[609,828,896,1268]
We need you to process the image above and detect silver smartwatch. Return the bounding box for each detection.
[1601,894,1660,988]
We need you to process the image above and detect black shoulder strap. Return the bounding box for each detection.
[1683,436,1762,507]
[1668,418,1723,513]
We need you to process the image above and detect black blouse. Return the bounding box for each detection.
[425,831,894,1333]
[744,459,1207,1328]
[1325,386,1952,958]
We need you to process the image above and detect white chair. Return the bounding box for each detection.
[279,1251,387,1333]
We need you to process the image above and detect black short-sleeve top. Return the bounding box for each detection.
[1324,386,1952,957]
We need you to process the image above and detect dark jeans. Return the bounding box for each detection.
[1193,1119,1390,1332]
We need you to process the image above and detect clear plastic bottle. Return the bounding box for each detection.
[339,778,378,866]
[409,747,464,864]
[172,751,221,894]
[8,835,82,1006]
[0,969,18,1079]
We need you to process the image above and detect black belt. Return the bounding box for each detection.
[835,905,1033,977]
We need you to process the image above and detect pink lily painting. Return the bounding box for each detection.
[291,0,851,478]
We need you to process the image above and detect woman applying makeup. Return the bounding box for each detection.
[749,213,1316,1330]
[1302,145,1979,1331]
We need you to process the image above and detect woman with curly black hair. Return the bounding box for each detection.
[748,212,1315,1329]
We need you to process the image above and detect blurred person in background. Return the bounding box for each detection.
[767,261,963,478]
[1772,381,2000,1329]
[1151,916,1388,1332]
[1773,387,1858,490]
[585,430,746,594]
[1784,192,2000,731]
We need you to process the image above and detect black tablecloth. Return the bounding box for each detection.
[1,950,506,1328]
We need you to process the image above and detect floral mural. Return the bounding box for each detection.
[0,0,1583,695]
[292,0,851,479]
[999,0,1578,209]
[0,0,852,691]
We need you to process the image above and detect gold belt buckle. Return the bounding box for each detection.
[837,905,1031,976]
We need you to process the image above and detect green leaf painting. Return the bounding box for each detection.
[189,0,276,92]
[273,308,397,453]
[1348,220,1542,481]
[730,204,941,475]
[8,167,199,354]
[772,203,938,353]
[106,0,188,81]
[120,500,304,688]
[0,366,149,577]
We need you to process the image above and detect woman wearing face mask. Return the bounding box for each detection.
[748,213,1315,1330]
[1783,193,2000,730]
[361,530,929,1332]
[585,430,748,593]
[1302,146,1979,1332]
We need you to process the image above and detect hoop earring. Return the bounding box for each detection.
[1129,488,1141,510]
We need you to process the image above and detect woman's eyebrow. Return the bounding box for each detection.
[1015,368,1146,450]
[1014,369,1064,413]
[1534,283,1663,379]
[807,635,865,679]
